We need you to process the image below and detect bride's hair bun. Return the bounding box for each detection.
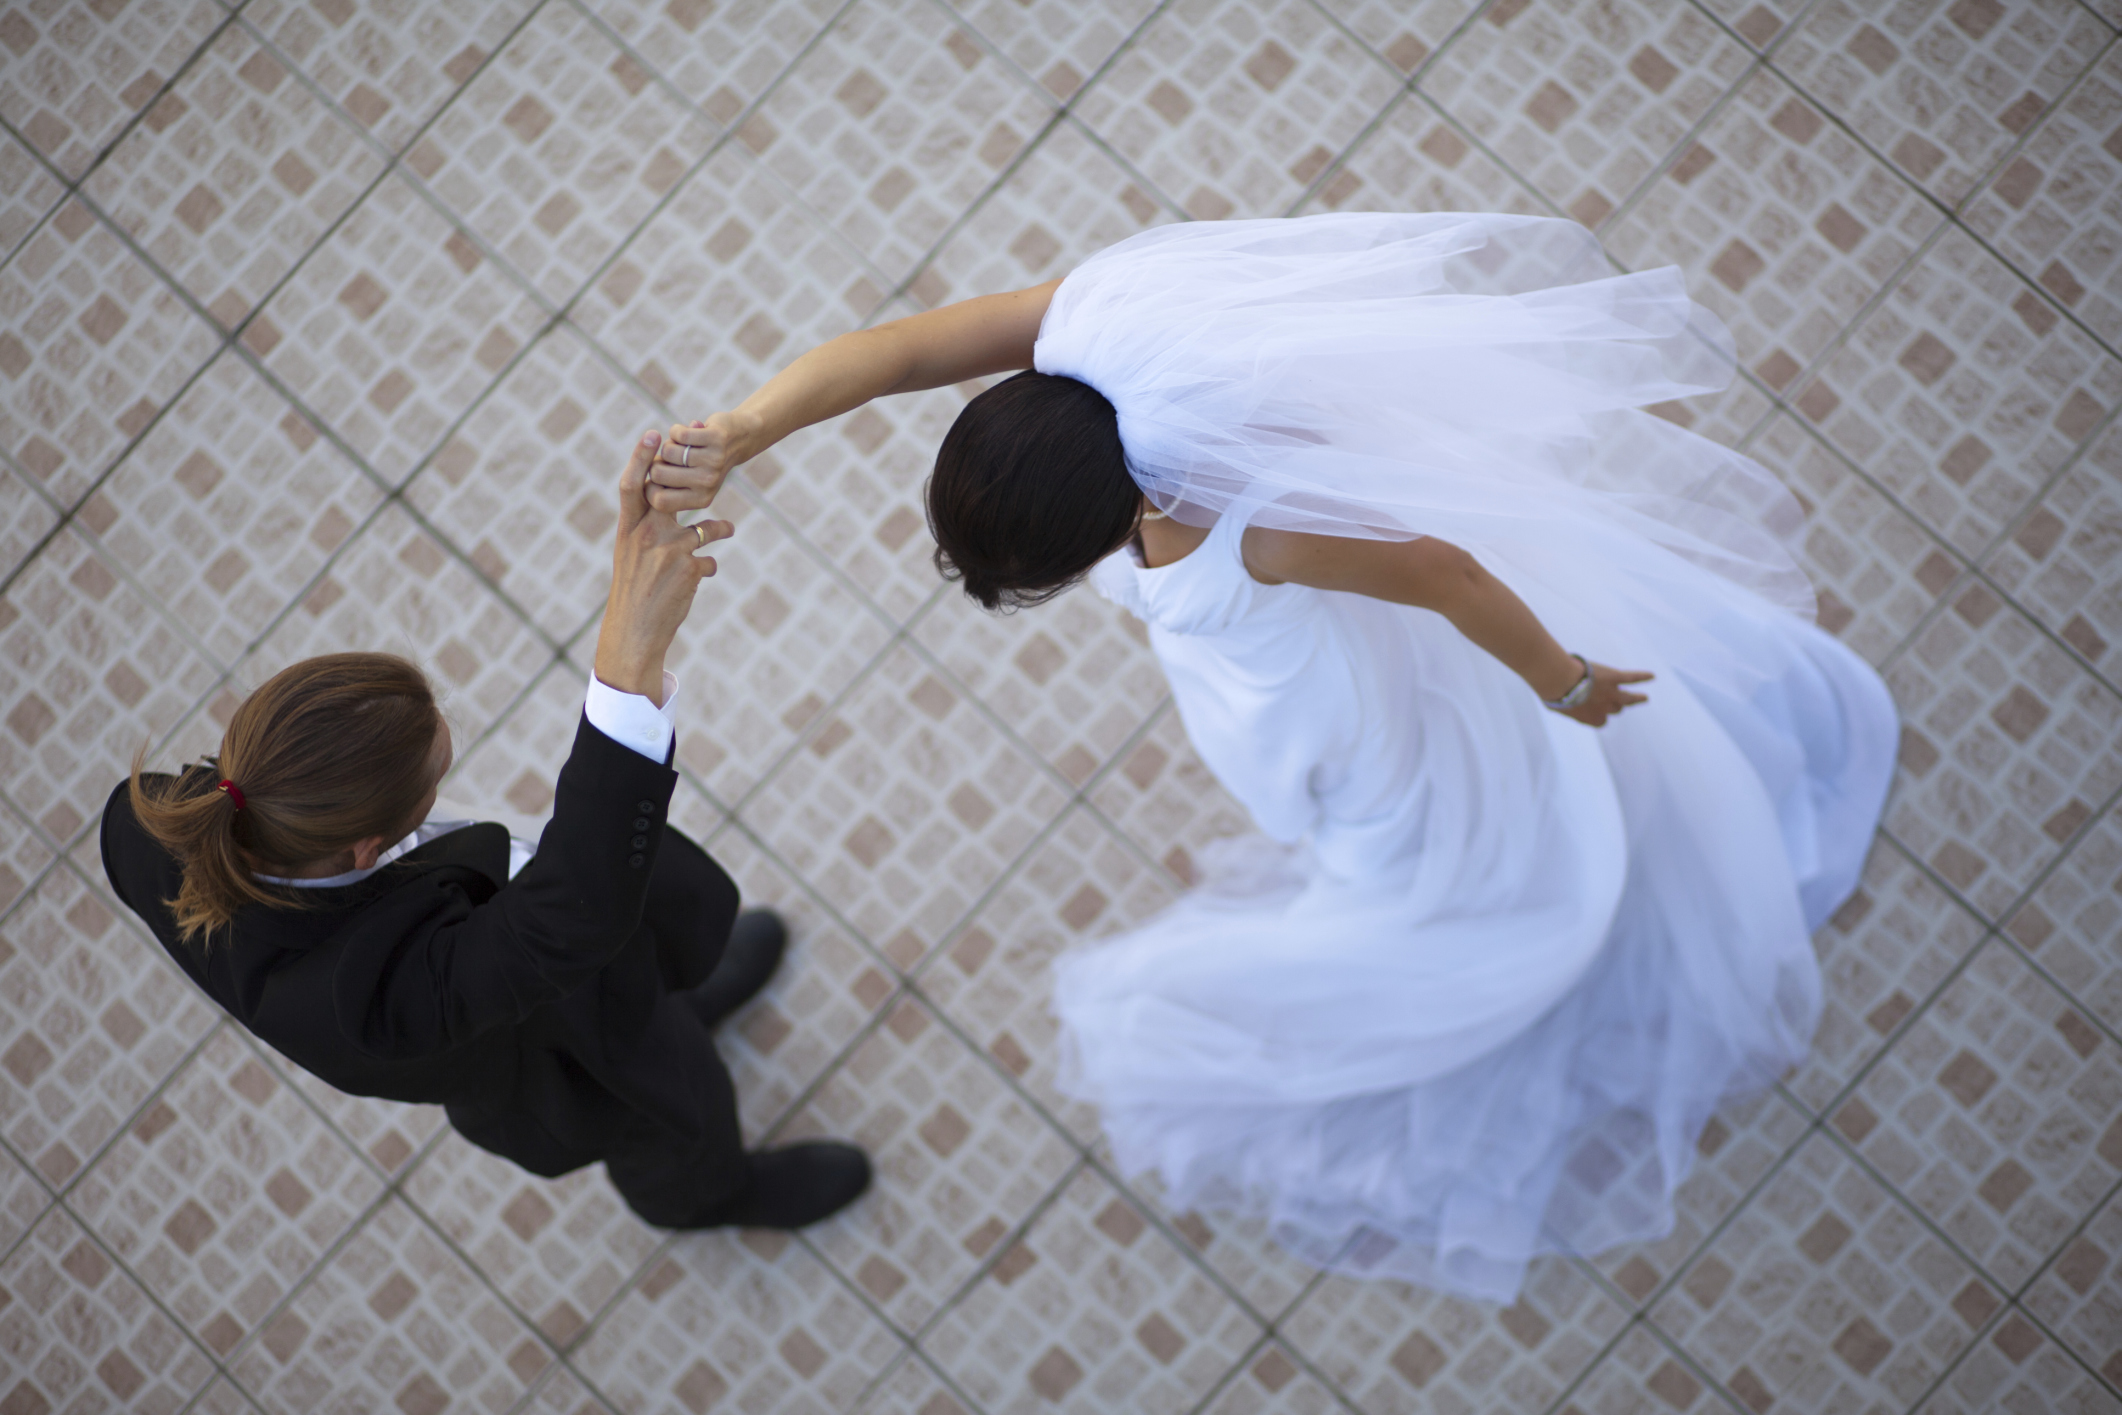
[926,371,1138,612]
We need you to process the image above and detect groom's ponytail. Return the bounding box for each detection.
[927,371,1140,610]
[128,652,441,946]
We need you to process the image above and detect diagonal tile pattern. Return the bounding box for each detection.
[6,0,2121,1411]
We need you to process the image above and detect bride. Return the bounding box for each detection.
[649,213,1898,1302]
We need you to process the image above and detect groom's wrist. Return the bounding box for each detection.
[592,642,666,704]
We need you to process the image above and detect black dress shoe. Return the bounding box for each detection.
[691,1142,871,1230]
[689,909,788,1027]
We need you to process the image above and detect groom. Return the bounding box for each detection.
[100,430,869,1230]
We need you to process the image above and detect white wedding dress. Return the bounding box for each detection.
[1036,214,1899,1302]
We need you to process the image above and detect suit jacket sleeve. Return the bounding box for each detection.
[330,713,679,1060]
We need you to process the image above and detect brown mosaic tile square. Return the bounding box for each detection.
[1313,0,1475,79]
[1981,423,2122,684]
[0,0,223,179]
[1691,0,1809,54]
[579,0,841,132]
[404,325,661,639]
[1790,228,2122,560]
[0,526,223,838]
[83,22,388,331]
[920,804,1178,1141]
[403,1130,661,1350]
[0,125,67,266]
[1196,1336,1347,1415]
[1913,1297,2122,1415]
[1085,706,1254,895]
[0,1207,216,1412]
[1883,592,2122,921]
[415,0,717,307]
[746,0,1062,288]
[227,1194,550,1410]
[1604,69,1944,380]
[1073,0,1403,220]
[88,351,386,666]
[922,1166,1263,1413]
[776,992,1078,1333]
[2002,800,2122,1039]
[950,0,1159,106]
[249,172,550,484]
[245,0,538,158]
[1961,46,2122,352]
[744,643,1073,964]
[2021,1185,2122,1399]
[570,1224,907,1411]
[1559,1321,1727,1415]
[1281,1253,1628,1415]
[1421,0,1753,230]
[1843,941,2122,1290]
[1297,92,1550,218]
[912,578,1169,790]
[0,204,221,509]
[68,1027,381,1359]
[1751,413,1961,666]
[1774,0,2109,207]
[1652,1132,2001,1411]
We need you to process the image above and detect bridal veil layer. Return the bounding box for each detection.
[1035,213,1899,1303]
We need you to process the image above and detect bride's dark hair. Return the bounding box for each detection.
[926,371,1141,611]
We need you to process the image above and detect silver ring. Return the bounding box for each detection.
[678,444,690,467]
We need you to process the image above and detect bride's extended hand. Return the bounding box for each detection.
[1564,663,1653,728]
[647,411,755,514]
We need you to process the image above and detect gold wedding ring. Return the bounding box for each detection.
[692,522,708,548]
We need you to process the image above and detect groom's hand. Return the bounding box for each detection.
[595,430,734,702]
[646,411,751,514]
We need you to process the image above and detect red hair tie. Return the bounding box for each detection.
[218,779,247,810]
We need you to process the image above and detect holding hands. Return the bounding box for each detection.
[593,429,735,702]
[646,413,756,515]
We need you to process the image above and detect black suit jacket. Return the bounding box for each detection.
[101,715,732,1174]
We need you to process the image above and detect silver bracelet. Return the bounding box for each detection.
[1544,654,1594,712]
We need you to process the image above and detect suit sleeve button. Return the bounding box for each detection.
[631,817,650,831]
[628,853,645,868]
[636,800,656,814]
[630,834,649,850]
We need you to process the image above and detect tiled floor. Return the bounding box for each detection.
[2,0,2118,1410]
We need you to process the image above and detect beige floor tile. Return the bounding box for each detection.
[743,643,1073,962]
[2003,801,2122,1038]
[1086,707,1252,891]
[0,124,68,266]
[83,21,388,333]
[921,1165,1264,1414]
[84,351,386,667]
[1649,1132,2002,1413]
[697,827,901,1144]
[1422,0,1753,232]
[1554,1322,1731,1415]
[404,1130,663,1352]
[1914,1301,2122,1415]
[1785,838,1989,1116]
[775,992,1078,1334]
[1836,940,2122,1292]
[0,465,59,587]
[0,526,224,842]
[249,172,552,484]
[853,1350,979,1414]
[1603,68,1944,385]
[745,0,1061,289]
[1981,422,2122,685]
[405,325,661,639]
[1297,90,1549,217]
[1692,0,1809,55]
[0,200,222,509]
[1790,228,2122,560]
[229,1194,553,1412]
[920,805,1178,1142]
[1314,0,1477,80]
[0,1206,218,1413]
[444,657,618,841]
[66,1026,382,1361]
[1195,1338,1347,1415]
[2021,1185,2122,1395]
[1280,1254,1628,1415]
[279,1066,447,1184]
[1073,0,1404,221]
[0,1139,55,1264]
[244,0,539,159]
[1884,592,2122,921]
[917,116,1177,307]
[568,143,879,413]
[1773,0,2110,209]
[412,0,719,308]
[236,501,554,744]
[188,1374,265,1415]
[0,779,58,921]
[945,0,1160,106]
[0,0,224,180]
[1102,1159,1325,1323]
[1961,45,2122,353]
[911,579,1169,789]
[579,0,841,131]
[570,1225,908,1412]
[516,1362,623,1415]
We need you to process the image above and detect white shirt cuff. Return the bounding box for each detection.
[584,670,679,764]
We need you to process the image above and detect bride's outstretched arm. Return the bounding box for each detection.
[644,280,1062,515]
[1243,528,1651,728]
